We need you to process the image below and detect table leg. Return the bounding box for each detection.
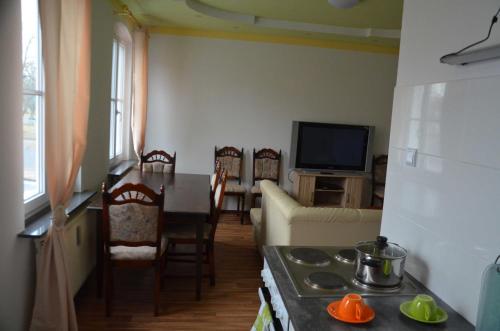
[95,209,103,298]
[195,218,203,300]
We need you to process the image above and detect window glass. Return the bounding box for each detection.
[109,40,127,160]
[22,0,45,203]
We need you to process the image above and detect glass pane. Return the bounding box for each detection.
[116,43,126,101]
[23,94,43,200]
[109,101,116,159]
[115,101,124,156]
[22,0,41,92]
[111,40,118,99]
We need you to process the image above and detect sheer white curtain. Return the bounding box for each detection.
[30,0,91,330]
[131,29,149,157]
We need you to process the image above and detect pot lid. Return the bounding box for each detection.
[356,236,407,259]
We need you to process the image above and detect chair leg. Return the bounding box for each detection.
[105,261,112,317]
[208,244,215,286]
[160,254,166,290]
[154,264,161,316]
[240,194,245,225]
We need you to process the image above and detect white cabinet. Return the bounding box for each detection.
[262,258,292,331]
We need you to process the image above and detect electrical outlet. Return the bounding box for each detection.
[405,148,417,167]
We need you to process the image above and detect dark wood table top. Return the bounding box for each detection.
[88,171,211,216]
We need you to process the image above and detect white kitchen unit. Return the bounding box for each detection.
[261,258,295,331]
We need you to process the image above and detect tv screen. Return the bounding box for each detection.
[291,121,373,171]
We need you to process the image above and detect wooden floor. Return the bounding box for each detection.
[76,214,262,331]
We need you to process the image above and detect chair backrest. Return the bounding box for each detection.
[210,159,222,194]
[102,182,165,260]
[253,148,281,185]
[140,150,176,174]
[209,169,227,240]
[214,146,243,183]
[372,155,388,185]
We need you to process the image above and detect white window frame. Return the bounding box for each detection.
[109,23,132,168]
[22,0,49,216]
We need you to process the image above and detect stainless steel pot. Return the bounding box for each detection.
[354,236,407,288]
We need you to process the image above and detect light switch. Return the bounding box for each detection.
[405,148,417,167]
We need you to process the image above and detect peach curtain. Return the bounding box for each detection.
[131,30,149,157]
[30,0,91,330]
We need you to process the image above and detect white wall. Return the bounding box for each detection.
[0,1,35,330]
[146,35,398,204]
[382,0,500,325]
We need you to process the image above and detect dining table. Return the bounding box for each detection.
[87,170,211,301]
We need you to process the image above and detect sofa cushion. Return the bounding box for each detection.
[250,185,261,194]
[250,208,262,227]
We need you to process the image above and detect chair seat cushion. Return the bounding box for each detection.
[110,234,168,261]
[374,186,385,198]
[225,183,246,193]
[166,223,212,240]
[250,208,262,227]
[250,185,261,194]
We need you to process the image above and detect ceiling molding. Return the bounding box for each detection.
[185,0,400,40]
[149,26,399,55]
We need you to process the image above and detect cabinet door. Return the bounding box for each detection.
[298,176,315,206]
[345,178,364,208]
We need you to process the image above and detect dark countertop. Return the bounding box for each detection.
[263,246,474,331]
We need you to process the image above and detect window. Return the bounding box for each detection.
[109,39,127,161]
[22,0,47,212]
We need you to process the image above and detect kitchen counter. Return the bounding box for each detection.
[263,246,474,331]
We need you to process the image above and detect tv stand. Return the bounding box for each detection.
[290,170,370,208]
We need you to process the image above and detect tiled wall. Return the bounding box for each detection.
[382,0,500,325]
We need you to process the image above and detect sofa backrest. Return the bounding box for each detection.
[260,180,382,247]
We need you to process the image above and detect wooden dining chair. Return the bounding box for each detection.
[165,170,228,286]
[101,182,167,316]
[372,154,388,207]
[214,146,245,224]
[210,160,222,214]
[250,148,281,208]
[140,149,176,174]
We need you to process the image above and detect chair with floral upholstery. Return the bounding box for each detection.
[214,146,246,224]
[251,148,281,208]
[101,182,166,316]
[371,154,388,207]
[140,149,176,174]
[210,160,222,213]
[166,170,228,286]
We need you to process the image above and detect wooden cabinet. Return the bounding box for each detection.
[291,171,370,208]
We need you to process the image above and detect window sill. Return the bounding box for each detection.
[108,159,137,186]
[18,191,97,239]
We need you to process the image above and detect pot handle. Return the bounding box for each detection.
[361,257,381,268]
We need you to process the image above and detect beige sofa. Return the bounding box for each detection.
[250,180,382,253]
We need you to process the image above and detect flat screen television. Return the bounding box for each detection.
[290,121,374,172]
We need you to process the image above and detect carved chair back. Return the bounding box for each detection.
[253,148,281,185]
[102,182,165,261]
[140,150,176,174]
[372,155,388,186]
[209,169,227,240]
[214,146,243,183]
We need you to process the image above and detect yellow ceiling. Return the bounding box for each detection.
[114,0,403,54]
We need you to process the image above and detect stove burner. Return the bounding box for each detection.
[334,249,357,264]
[305,272,347,290]
[286,248,331,267]
[352,278,402,293]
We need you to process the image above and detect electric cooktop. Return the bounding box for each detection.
[276,246,422,298]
